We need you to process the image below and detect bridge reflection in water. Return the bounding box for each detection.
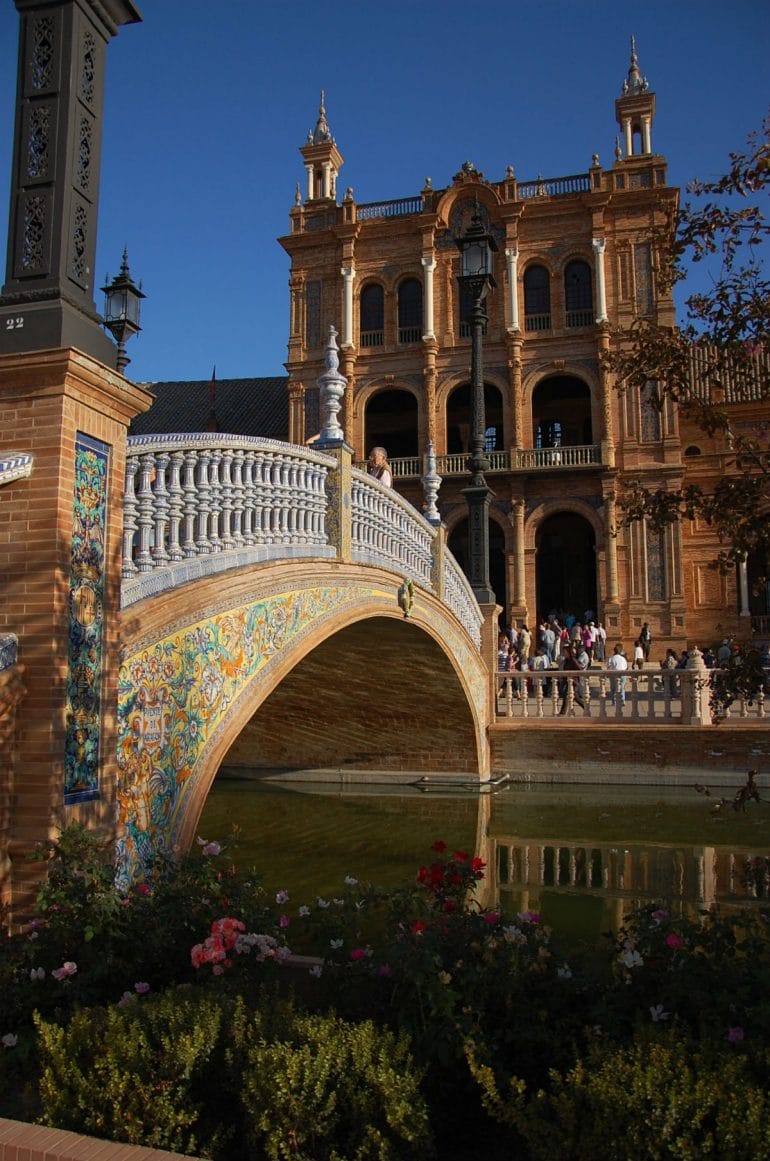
[200,779,768,942]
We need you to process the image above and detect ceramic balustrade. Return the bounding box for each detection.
[122,435,334,604]
[350,470,433,587]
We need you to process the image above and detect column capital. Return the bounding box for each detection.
[505,246,519,260]
[340,266,356,280]
[421,256,436,271]
[592,237,606,254]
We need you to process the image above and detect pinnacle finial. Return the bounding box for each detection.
[311,90,333,145]
[621,34,649,95]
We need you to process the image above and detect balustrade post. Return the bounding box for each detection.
[318,442,352,562]
[231,450,245,547]
[681,646,713,725]
[151,452,170,566]
[122,456,138,577]
[135,453,156,572]
[166,451,185,562]
[208,450,223,552]
[220,449,235,550]
[181,450,199,557]
[195,449,212,554]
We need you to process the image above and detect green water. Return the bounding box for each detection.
[198,777,770,939]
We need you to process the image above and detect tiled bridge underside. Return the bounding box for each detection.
[118,560,489,885]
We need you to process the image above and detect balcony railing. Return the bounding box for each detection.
[524,313,551,332]
[356,196,423,220]
[518,173,592,199]
[565,309,594,329]
[357,446,602,479]
[360,330,384,348]
[398,326,422,345]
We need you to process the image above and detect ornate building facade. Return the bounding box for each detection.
[279,50,767,650]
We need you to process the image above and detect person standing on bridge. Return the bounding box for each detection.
[368,447,393,487]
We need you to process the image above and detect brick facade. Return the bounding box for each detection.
[279,64,767,656]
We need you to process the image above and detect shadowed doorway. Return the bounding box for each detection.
[536,512,596,619]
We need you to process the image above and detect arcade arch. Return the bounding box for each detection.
[363,387,419,459]
[447,511,508,611]
[531,374,593,449]
[534,510,598,620]
[446,381,505,455]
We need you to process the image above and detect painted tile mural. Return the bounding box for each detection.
[65,433,109,804]
[116,585,364,884]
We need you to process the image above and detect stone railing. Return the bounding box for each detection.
[350,468,482,645]
[351,469,434,586]
[121,435,336,606]
[495,668,765,723]
[358,446,601,479]
[120,436,483,647]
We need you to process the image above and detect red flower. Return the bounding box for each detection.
[443,899,457,913]
[453,850,469,862]
[665,931,684,950]
[432,840,447,853]
[410,920,426,936]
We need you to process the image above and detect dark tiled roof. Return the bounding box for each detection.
[130,377,290,440]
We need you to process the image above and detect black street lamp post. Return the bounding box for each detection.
[101,250,145,373]
[456,208,497,605]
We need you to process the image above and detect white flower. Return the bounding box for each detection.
[650,1004,670,1022]
[298,905,310,917]
[333,898,345,907]
[29,967,45,981]
[2,1034,18,1048]
[344,875,358,886]
[621,949,644,969]
[309,964,323,978]
[317,897,330,909]
[557,963,573,980]
[330,938,343,949]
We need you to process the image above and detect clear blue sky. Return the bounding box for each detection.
[0,0,768,385]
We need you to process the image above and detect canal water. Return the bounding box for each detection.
[198,775,770,943]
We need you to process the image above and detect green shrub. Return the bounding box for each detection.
[35,990,234,1157]
[470,1030,770,1161]
[238,1010,432,1160]
[35,989,433,1161]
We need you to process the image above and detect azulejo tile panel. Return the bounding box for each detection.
[65,433,108,805]
[116,585,360,884]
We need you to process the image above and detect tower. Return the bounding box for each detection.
[0,0,142,366]
[615,35,656,157]
[299,92,344,203]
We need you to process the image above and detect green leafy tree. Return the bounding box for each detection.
[605,117,769,572]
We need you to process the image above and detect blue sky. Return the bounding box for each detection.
[0,0,768,385]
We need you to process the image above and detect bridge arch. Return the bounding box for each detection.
[117,561,489,884]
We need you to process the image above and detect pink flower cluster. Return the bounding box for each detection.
[191,917,245,972]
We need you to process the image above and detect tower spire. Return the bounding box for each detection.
[615,36,655,158]
[299,92,344,203]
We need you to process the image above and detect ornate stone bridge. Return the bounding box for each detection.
[116,433,492,884]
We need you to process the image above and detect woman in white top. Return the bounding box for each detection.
[367,447,393,487]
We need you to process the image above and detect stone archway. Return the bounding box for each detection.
[535,511,597,620]
[446,382,504,454]
[364,388,418,459]
[531,375,593,448]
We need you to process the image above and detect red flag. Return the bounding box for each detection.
[209,365,216,404]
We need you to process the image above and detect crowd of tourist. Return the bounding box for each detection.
[495,612,761,713]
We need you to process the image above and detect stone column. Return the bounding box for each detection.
[592,238,608,322]
[341,266,355,349]
[507,332,524,447]
[421,257,436,340]
[622,116,633,157]
[641,114,652,155]
[598,325,615,467]
[423,339,438,447]
[510,497,527,619]
[738,555,751,618]
[505,247,520,331]
[305,163,314,201]
[604,492,620,603]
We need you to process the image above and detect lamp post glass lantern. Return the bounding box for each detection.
[456,208,497,605]
[101,249,144,372]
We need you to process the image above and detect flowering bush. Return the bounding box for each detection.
[2,827,770,1159]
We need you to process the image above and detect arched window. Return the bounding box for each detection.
[684,445,702,457]
[398,278,422,344]
[360,284,384,347]
[564,260,593,327]
[523,265,551,331]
